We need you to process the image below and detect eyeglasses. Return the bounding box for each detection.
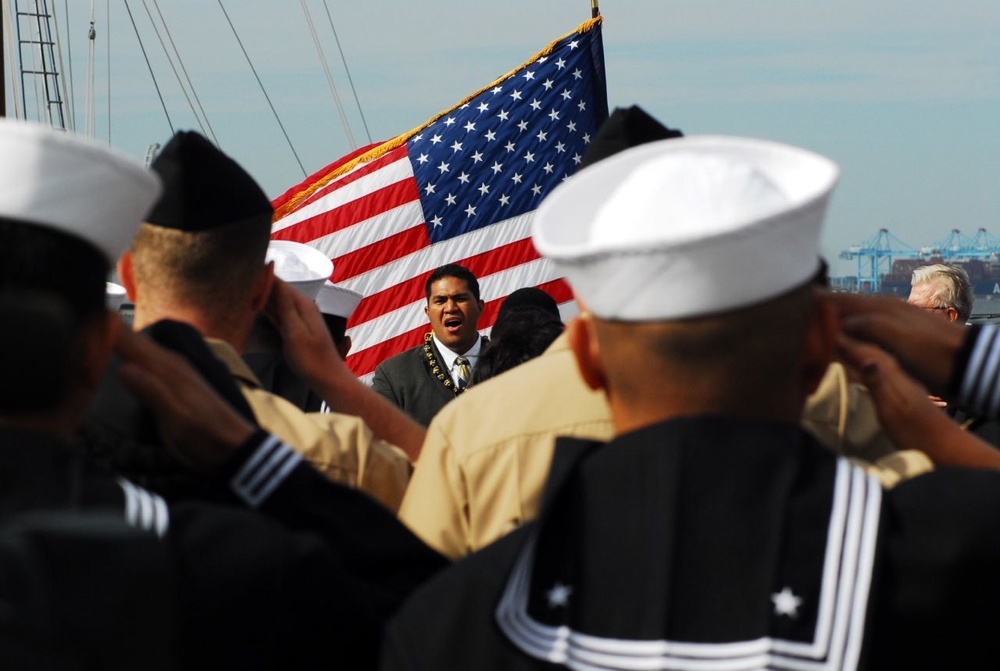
[917,306,949,311]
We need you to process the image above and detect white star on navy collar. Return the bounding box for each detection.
[771,586,803,619]
[545,581,573,609]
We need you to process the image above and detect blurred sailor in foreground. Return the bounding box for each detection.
[382,135,1000,670]
[0,120,446,669]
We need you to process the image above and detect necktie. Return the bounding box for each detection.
[455,356,471,389]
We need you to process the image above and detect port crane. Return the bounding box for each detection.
[839,228,1000,291]
[838,228,916,292]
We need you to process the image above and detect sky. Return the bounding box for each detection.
[5,0,1000,280]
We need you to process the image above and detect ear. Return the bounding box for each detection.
[567,314,606,392]
[945,307,960,323]
[78,311,122,390]
[250,261,276,312]
[802,291,838,395]
[117,251,136,302]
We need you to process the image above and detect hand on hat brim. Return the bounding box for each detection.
[264,277,427,460]
[828,292,963,396]
[838,332,1000,471]
[262,278,344,388]
[837,333,937,439]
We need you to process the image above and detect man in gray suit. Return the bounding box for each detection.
[372,264,486,426]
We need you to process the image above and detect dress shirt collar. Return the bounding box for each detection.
[432,333,482,385]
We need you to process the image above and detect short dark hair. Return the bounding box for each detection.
[496,287,560,324]
[425,264,480,302]
[0,218,108,324]
[131,217,271,311]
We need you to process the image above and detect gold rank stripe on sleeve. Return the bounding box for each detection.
[230,434,303,509]
[494,458,883,671]
[117,478,170,538]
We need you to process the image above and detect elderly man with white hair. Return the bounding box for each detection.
[908,263,974,323]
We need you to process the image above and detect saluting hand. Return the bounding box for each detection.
[838,331,1000,471]
[828,292,965,398]
[263,277,427,460]
[262,278,347,388]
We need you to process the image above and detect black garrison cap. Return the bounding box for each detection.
[579,105,683,169]
[146,131,272,231]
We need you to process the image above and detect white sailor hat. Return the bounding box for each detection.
[266,240,334,301]
[315,280,363,319]
[0,120,161,264]
[105,282,129,311]
[532,135,839,321]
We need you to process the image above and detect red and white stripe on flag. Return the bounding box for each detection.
[271,17,608,381]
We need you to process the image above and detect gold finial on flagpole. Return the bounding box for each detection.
[591,0,600,18]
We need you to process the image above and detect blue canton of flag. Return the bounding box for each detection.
[409,27,607,244]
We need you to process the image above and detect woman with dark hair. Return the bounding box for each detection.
[471,288,564,385]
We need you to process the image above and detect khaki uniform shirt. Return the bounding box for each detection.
[206,339,411,512]
[398,335,612,559]
[399,337,932,559]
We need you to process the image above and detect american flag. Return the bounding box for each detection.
[271,17,608,380]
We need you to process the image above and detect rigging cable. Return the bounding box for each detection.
[217,0,305,176]
[321,0,371,144]
[85,0,96,136]
[122,0,174,135]
[150,0,219,145]
[301,0,355,149]
[58,0,76,130]
[138,0,210,140]
[106,0,111,142]
[2,6,24,119]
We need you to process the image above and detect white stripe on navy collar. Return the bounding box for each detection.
[495,458,883,671]
[230,434,302,508]
[117,478,169,538]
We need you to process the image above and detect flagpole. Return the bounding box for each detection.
[591,0,600,18]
